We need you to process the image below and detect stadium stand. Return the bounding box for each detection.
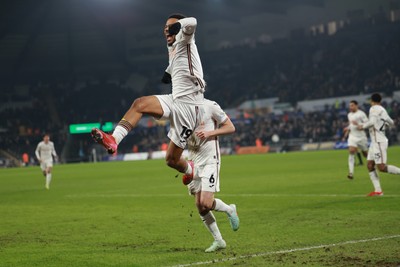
[0,15,399,165]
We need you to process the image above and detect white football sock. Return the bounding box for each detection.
[200,211,223,241]
[387,165,400,175]
[369,170,382,192]
[112,126,128,145]
[185,162,193,175]
[348,154,355,174]
[214,199,233,215]
[46,173,52,186]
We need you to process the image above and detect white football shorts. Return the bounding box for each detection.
[40,159,53,171]
[367,141,387,164]
[155,93,203,149]
[187,162,220,195]
[348,136,368,151]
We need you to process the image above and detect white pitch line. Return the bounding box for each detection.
[65,193,400,198]
[168,234,400,267]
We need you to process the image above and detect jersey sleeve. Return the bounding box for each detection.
[361,111,368,123]
[35,143,41,160]
[384,111,394,126]
[51,143,57,157]
[210,102,228,125]
[175,17,197,44]
[362,108,378,129]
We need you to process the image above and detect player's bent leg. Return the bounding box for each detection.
[198,191,214,211]
[124,96,164,123]
[200,192,240,232]
[165,141,187,173]
[387,165,400,174]
[195,193,226,252]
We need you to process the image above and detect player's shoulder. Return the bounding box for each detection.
[370,105,385,114]
[204,98,216,106]
[37,141,44,146]
[357,109,367,116]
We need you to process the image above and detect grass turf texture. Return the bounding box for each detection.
[1,148,400,267]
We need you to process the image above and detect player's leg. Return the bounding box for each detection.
[356,151,363,165]
[375,144,400,175]
[359,138,369,164]
[195,192,226,252]
[201,163,240,231]
[366,145,383,196]
[347,146,357,179]
[113,96,164,144]
[166,101,198,179]
[45,166,52,190]
[362,150,368,158]
[91,95,164,153]
[165,141,192,176]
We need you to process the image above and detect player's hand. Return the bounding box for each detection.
[195,131,210,140]
[168,22,181,35]
[357,125,363,130]
[351,120,358,126]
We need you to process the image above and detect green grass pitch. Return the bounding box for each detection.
[1,148,400,266]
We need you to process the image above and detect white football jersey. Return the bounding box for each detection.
[35,141,57,161]
[347,110,368,139]
[166,17,206,100]
[363,105,394,143]
[187,99,227,166]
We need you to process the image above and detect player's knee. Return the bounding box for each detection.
[196,202,210,215]
[367,162,375,171]
[131,97,144,112]
[377,164,387,172]
[199,199,213,211]
[131,96,152,113]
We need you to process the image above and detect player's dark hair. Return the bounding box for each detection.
[168,13,186,20]
[350,100,358,105]
[371,93,382,103]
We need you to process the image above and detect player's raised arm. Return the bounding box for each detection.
[168,17,197,36]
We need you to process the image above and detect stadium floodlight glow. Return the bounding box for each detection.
[69,122,114,134]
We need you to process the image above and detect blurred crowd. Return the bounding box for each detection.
[1,18,400,165]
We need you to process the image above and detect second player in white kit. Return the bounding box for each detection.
[353,93,400,196]
[35,134,57,189]
[343,100,368,179]
[186,99,239,252]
